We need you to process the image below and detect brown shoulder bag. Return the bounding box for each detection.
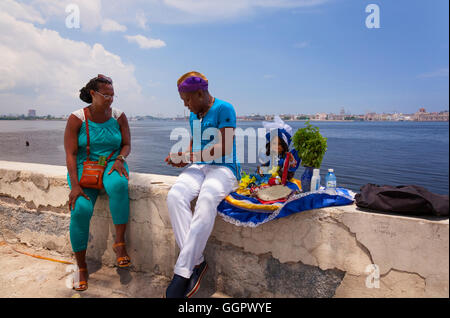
[79,107,116,189]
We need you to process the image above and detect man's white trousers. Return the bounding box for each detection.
[167,164,238,279]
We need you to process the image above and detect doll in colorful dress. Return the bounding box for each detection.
[235,116,302,196]
[257,116,301,188]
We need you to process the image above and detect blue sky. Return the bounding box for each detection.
[0,0,448,117]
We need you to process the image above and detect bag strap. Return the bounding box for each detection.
[83,107,117,163]
[106,150,116,162]
[83,107,91,161]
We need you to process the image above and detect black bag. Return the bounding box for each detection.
[355,184,449,217]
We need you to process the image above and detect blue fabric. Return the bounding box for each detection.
[217,188,355,227]
[76,117,122,165]
[278,149,301,173]
[265,128,292,146]
[189,98,241,180]
[67,160,130,252]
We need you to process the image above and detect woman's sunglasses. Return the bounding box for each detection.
[94,74,113,84]
[95,91,115,100]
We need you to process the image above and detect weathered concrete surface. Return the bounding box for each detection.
[0,161,179,278]
[209,208,449,298]
[0,241,171,298]
[204,238,346,298]
[0,160,448,298]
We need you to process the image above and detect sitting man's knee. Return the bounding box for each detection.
[167,186,182,204]
[169,181,188,196]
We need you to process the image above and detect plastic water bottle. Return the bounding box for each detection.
[310,169,321,192]
[325,169,337,194]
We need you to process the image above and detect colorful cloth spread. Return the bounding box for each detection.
[216,115,355,227]
[217,187,355,227]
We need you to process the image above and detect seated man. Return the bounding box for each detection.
[164,71,240,298]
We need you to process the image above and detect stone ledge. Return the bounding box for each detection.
[0,160,448,298]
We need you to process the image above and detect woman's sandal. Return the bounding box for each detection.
[73,268,88,291]
[112,242,132,268]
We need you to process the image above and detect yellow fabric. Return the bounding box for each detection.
[290,178,302,191]
[227,175,301,213]
[224,195,281,212]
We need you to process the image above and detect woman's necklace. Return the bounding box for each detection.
[198,96,215,120]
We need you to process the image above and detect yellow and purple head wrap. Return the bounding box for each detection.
[177,76,209,93]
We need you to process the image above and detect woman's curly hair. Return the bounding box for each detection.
[79,76,113,103]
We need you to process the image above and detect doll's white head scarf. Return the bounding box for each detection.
[262,115,293,146]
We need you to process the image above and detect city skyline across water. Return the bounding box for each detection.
[2,106,449,122]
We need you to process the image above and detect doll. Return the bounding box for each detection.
[257,116,301,185]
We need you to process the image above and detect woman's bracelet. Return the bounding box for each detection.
[116,155,126,162]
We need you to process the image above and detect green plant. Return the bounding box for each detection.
[292,121,327,168]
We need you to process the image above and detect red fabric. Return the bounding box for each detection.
[257,197,288,204]
[281,152,291,185]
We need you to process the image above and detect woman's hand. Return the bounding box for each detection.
[108,159,129,179]
[165,152,190,168]
[68,184,90,211]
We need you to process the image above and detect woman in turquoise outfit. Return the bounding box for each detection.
[64,74,131,291]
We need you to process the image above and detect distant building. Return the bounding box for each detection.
[414,108,449,121]
[315,113,327,120]
[295,114,310,120]
[28,109,36,117]
[364,112,378,121]
[328,113,346,121]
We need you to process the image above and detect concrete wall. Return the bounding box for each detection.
[0,160,448,298]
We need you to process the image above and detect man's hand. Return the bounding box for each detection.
[165,152,190,168]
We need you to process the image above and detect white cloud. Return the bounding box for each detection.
[0,0,46,24]
[160,0,328,21]
[30,0,103,31]
[0,0,330,117]
[16,0,329,30]
[101,18,127,32]
[53,0,328,26]
[125,34,166,49]
[0,11,145,116]
[418,68,449,79]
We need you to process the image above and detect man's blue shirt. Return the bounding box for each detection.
[189,98,240,180]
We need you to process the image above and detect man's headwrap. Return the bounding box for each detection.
[177,76,209,93]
